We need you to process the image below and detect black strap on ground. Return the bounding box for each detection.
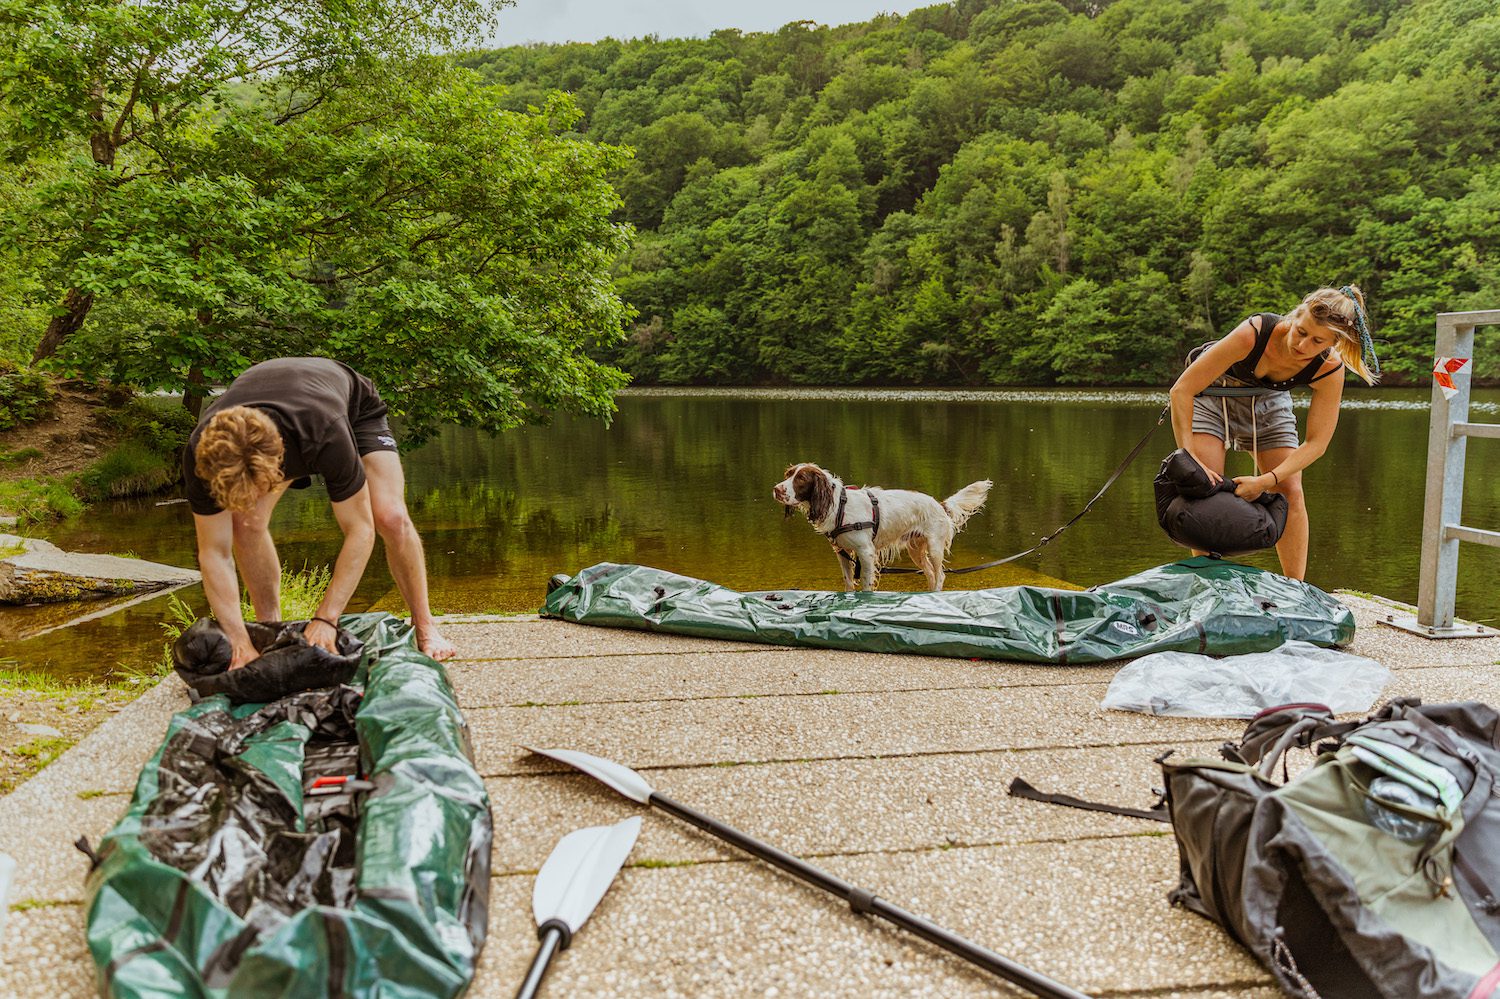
[1008,777,1170,823]
[882,403,1170,575]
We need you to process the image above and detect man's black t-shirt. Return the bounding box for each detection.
[182,358,389,516]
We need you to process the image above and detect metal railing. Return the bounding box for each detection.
[1387,310,1500,639]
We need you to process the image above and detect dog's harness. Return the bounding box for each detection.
[826,487,880,540]
[825,487,880,579]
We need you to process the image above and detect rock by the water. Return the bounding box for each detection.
[0,534,199,604]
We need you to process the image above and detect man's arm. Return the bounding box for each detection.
[301,485,376,653]
[193,512,259,669]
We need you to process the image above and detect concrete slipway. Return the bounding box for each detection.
[2,593,1497,998]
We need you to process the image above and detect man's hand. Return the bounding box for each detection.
[229,640,259,671]
[303,618,340,654]
[1233,474,1273,501]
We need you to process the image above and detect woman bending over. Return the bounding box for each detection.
[1169,286,1380,580]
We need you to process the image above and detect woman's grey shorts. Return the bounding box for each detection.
[1191,380,1300,452]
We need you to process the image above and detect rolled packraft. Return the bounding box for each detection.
[84,613,492,998]
[172,616,364,704]
[541,557,1353,664]
[1154,449,1288,556]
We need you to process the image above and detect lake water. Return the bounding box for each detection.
[8,387,1499,680]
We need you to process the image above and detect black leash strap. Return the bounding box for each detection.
[1008,777,1170,823]
[882,404,1169,575]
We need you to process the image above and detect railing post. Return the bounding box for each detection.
[1386,309,1500,639]
[1415,315,1472,629]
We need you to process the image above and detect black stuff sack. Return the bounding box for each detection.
[172,617,363,704]
[1154,449,1287,556]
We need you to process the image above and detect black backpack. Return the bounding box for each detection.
[1162,699,1500,998]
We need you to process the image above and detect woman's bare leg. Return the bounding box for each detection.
[1255,446,1305,580]
[1187,433,1227,558]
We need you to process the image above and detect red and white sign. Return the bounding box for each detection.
[1434,356,1470,400]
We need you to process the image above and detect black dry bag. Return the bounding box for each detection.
[1154,449,1287,556]
[173,617,363,704]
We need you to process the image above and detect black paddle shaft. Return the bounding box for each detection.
[514,925,566,999]
[649,792,1092,999]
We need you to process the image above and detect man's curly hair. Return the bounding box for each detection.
[195,406,284,512]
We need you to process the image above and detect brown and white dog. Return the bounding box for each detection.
[773,462,993,592]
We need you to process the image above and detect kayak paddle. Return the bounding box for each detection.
[515,815,642,999]
[525,747,1090,999]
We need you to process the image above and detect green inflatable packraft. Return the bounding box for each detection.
[84,613,491,998]
[542,557,1354,663]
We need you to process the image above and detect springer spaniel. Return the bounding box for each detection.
[773,462,993,592]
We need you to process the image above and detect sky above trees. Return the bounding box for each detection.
[487,0,936,45]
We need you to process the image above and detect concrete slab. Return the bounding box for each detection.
[448,648,1116,708]
[442,618,772,660]
[8,589,1495,998]
[1341,594,1500,668]
[488,742,1210,875]
[472,836,1268,997]
[468,685,1238,775]
[0,904,94,998]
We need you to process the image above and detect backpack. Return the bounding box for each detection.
[1162,699,1500,998]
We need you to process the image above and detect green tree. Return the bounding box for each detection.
[5,0,637,437]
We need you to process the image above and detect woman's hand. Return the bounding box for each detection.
[1191,452,1224,486]
[1232,474,1274,501]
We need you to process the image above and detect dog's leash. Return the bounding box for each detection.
[875,404,1169,576]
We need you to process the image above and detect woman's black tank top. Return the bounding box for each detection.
[1223,313,1338,390]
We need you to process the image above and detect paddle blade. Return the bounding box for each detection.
[533,816,643,934]
[526,747,656,804]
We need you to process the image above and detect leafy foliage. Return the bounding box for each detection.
[0,360,53,430]
[463,0,1500,385]
[3,0,633,440]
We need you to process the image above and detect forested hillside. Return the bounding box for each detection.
[463,0,1500,385]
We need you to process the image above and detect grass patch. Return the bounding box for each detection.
[255,563,332,622]
[633,858,699,869]
[79,441,175,501]
[0,660,112,700]
[0,539,25,559]
[76,789,111,800]
[0,447,43,466]
[9,898,72,912]
[9,735,74,766]
[0,477,84,526]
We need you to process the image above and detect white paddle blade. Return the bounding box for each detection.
[525,747,655,804]
[532,816,643,933]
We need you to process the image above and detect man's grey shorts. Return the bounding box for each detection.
[1191,379,1300,452]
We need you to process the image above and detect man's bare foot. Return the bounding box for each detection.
[418,627,457,661]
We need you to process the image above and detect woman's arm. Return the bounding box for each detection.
[1169,319,1257,475]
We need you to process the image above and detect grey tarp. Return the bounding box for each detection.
[542,556,1353,664]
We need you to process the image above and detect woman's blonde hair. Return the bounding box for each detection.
[1292,285,1380,385]
[195,406,284,512]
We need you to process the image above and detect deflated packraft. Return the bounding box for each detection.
[83,613,491,998]
[542,557,1353,664]
[1155,449,1288,556]
[1162,700,1500,998]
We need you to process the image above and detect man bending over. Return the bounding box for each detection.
[184,357,456,667]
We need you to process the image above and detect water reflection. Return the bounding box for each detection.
[9,387,1499,680]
